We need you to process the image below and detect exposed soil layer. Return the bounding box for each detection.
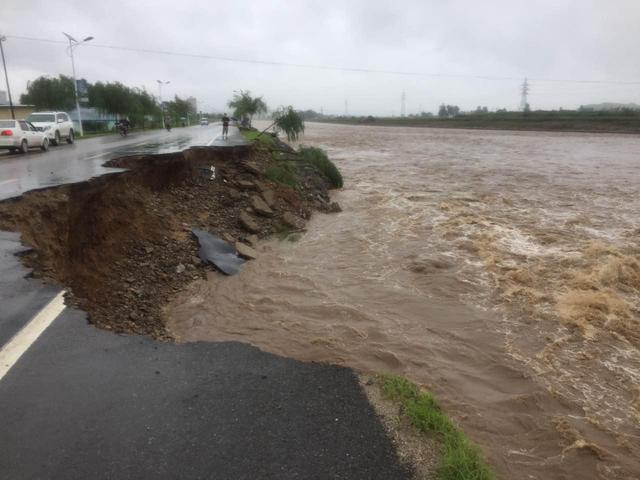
[0,145,336,339]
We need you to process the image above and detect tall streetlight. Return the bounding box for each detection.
[63,32,93,137]
[0,35,15,119]
[157,80,170,128]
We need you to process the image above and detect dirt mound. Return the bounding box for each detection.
[0,145,337,339]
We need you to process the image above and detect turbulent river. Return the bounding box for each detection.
[167,122,640,479]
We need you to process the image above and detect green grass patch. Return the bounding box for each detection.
[243,130,277,148]
[298,146,343,188]
[380,374,495,480]
[265,161,300,189]
[247,134,344,192]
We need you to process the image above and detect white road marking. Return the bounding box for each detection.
[0,178,17,186]
[0,291,66,382]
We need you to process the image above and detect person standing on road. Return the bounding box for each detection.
[222,113,230,139]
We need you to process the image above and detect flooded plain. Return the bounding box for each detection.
[167,123,640,479]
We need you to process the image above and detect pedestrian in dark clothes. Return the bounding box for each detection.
[222,113,230,139]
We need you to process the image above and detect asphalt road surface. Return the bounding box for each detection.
[1,306,411,479]
[0,123,247,201]
[0,126,412,479]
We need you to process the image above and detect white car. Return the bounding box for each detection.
[25,111,75,145]
[200,118,209,126]
[0,119,50,153]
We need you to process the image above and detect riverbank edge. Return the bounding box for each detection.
[0,138,341,338]
[363,373,496,480]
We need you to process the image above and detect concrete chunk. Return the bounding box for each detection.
[235,242,258,260]
[261,189,276,208]
[251,196,274,217]
[281,212,304,229]
[236,180,256,191]
[239,211,261,233]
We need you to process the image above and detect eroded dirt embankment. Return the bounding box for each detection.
[0,144,336,339]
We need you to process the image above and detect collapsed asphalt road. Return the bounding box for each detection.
[0,124,238,201]
[0,134,415,479]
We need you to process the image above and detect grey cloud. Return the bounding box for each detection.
[2,0,639,115]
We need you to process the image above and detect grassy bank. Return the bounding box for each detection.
[380,374,495,480]
[243,130,343,190]
[243,129,277,148]
[316,110,640,134]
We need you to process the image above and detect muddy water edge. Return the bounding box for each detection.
[166,123,640,479]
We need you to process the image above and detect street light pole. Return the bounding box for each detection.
[63,32,93,137]
[157,80,170,129]
[0,35,15,120]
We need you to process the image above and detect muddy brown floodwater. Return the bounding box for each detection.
[167,123,640,479]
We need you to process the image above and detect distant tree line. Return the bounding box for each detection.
[438,104,461,117]
[20,75,197,128]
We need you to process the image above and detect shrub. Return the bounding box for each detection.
[298,146,343,188]
[273,106,305,142]
[265,161,300,189]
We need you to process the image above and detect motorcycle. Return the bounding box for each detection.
[166,123,172,132]
[118,123,129,136]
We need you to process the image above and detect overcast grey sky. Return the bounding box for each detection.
[2,0,640,115]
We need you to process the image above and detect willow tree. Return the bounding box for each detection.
[258,106,305,142]
[228,90,267,125]
[20,75,76,111]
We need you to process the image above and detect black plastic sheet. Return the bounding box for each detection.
[192,229,245,275]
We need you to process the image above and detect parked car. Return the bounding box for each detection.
[200,118,209,126]
[25,111,75,145]
[0,119,50,153]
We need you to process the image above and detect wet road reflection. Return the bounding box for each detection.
[0,125,236,200]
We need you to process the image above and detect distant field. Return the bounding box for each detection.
[314,111,640,134]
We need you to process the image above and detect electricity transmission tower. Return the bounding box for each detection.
[344,99,348,116]
[520,78,530,111]
[400,91,406,117]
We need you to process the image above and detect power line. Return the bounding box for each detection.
[5,34,640,86]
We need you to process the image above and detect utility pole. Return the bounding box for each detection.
[520,78,530,111]
[0,35,15,119]
[157,80,170,128]
[344,99,348,116]
[400,91,406,117]
[63,32,93,136]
